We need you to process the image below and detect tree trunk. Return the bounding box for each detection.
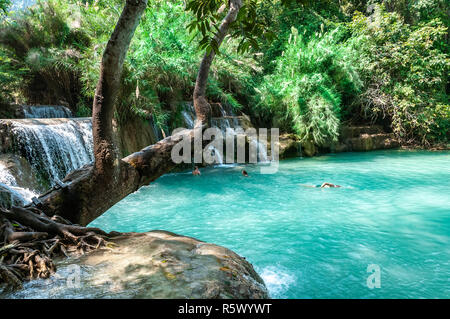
[1,0,246,289]
[93,0,148,177]
[38,130,195,225]
[193,0,243,125]
[31,1,243,226]
[35,0,149,225]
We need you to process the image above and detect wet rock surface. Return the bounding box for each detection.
[1,231,269,299]
[275,134,302,159]
[0,183,24,208]
[335,125,400,152]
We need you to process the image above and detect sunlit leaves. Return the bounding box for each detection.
[185,0,278,54]
[0,0,10,15]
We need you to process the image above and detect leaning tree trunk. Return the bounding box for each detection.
[89,0,148,208]
[35,0,149,224]
[35,0,244,226]
[1,0,245,290]
[93,0,148,177]
[0,0,148,289]
[193,0,243,126]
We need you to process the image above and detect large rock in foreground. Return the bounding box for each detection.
[2,231,268,299]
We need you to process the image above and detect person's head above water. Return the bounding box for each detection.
[320,182,341,188]
[242,170,248,177]
[193,166,201,175]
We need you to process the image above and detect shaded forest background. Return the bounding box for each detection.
[0,0,448,147]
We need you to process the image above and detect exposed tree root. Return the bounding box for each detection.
[0,206,119,291]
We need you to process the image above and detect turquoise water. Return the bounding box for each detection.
[90,150,450,299]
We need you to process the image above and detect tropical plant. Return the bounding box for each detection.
[255,27,362,146]
[348,4,449,145]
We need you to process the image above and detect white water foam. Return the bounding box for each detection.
[0,163,38,204]
[23,105,73,118]
[258,266,296,298]
[180,103,269,164]
[10,119,94,187]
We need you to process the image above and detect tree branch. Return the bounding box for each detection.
[193,0,243,125]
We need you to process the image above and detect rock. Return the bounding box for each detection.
[0,103,25,119]
[0,183,25,209]
[235,114,254,131]
[345,133,400,151]
[0,154,43,192]
[301,140,317,157]
[340,125,384,138]
[1,231,269,299]
[113,115,159,157]
[274,134,302,159]
[333,125,400,152]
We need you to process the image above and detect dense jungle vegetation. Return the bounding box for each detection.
[0,0,448,147]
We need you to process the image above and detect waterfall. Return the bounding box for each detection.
[10,119,93,187]
[0,163,37,204]
[182,111,195,129]
[0,163,16,186]
[181,102,196,129]
[211,118,232,132]
[248,137,269,163]
[23,105,73,118]
[179,102,270,164]
[207,146,224,165]
[257,140,269,163]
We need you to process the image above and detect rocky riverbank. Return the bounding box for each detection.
[1,230,269,299]
[275,124,401,159]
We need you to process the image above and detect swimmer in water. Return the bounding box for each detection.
[242,170,249,177]
[302,182,341,188]
[319,182,341,188]
[193,166,201,176]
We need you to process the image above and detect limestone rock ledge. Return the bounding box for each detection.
[2,231,269,299]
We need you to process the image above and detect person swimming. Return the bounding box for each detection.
[318,182,341,188]
[193,166,201,176]
[242,170,249,177]
[302,182,341,188]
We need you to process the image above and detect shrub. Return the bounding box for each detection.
[348,4,449,145]
[255,27,362,146]
[0,0,258,133]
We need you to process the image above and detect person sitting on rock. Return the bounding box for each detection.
[193,166,201,176]
[242,170,249,177]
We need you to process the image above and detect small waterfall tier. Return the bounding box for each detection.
[22,105,73,118]
[0,163,37,205]
[179,102,269,164]
[0,118,93,193]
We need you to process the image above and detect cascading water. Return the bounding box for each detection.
[0,163,37,204]
[10,118,94,187]
[0,163,16,186]
[181,102,196,129]
[251,138,269,163]
[207,146,224,165]
[180,102,269,164]
[23,105,73,119]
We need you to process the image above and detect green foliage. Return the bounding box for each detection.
[0,0,448,148]
[256,0,345,73]
[0,0,10,15]
[0,0,91,106]
[185,0,276,55]
[255,28,362,146]
[348,4,449,145]
[0,0,256,132]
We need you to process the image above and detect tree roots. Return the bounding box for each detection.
[0,206,118,291]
